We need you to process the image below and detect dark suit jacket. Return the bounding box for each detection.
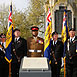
[12,37,27,63]
[50,40,64,64]
[66,36,77,64]
[0,44,8,64]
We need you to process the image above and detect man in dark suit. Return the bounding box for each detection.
[0,33,9,77]
[27,25,44,57]
[66,28,77,77]
[50,31,63,77]
[12,28,27,77]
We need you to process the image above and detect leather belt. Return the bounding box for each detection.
[29,50,41,52]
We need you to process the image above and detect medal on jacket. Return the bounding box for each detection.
[37,40,43,44]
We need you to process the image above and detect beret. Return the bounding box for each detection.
[13,28,20,33]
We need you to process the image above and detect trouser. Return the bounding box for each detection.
[66,63,77,77]
[0,63,9,77]
[51,63,61,77]
[11,63,20,77]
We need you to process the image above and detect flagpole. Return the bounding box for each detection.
[64,57,66,77]
[9,62,11,77]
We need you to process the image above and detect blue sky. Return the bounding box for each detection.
[0,0,30,11]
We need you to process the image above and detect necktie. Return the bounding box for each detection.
[70,39,72,43]
[16,39,17,43]
[2,43,4,47]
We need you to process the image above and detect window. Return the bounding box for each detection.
[55,6,72,34]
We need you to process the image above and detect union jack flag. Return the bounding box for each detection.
[8,4,12,29]
[45,7,51,30]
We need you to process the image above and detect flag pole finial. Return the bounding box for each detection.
[10,0,12,5]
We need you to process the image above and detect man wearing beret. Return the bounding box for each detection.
[0,33,9,77]
[27,25,44,57]
[11,28,27,77]
[66,28,77,77]
[50,31,63,77]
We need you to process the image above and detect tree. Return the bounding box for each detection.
[27,0,45,25]
[0,4,9,34]
[12,10,32,39]
[27,0,45,38]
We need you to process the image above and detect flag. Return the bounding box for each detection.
[61,7,69,57]
[44,7,52,64]
[5,3,13,63]
[61,7,69,77]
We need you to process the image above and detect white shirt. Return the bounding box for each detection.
[15,37,20,42]
[70,36,75,42]
[0,42,6,48]
[0,42,2,50]
[53,40,57,45]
